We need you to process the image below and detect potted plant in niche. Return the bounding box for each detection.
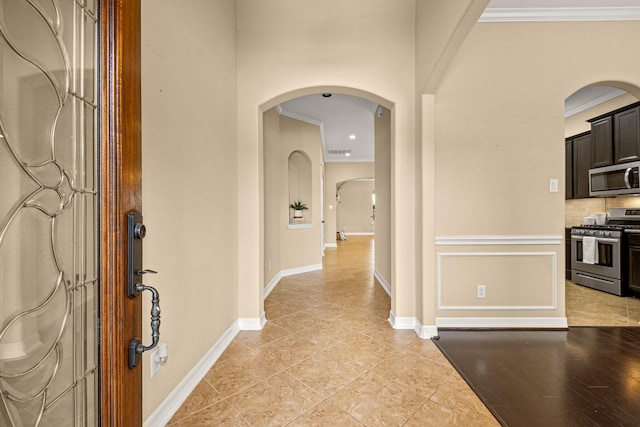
[289,201,308,220]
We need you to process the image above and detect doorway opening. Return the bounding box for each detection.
[261,88,392,311]
[564,81,640,327]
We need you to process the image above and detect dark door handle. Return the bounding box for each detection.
[126,210,161,368]
[128,283,161,368]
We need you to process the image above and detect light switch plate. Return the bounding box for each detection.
[549,179,558,193]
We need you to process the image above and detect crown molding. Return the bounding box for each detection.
[565,88,626,117]
[479,7,640,22]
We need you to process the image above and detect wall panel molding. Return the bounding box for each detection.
[437,251,558,310]
[435,235,562,246]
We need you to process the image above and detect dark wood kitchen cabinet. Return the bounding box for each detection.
[627,233,640,297]
[614,105,640,164]
[590,115,613,168]
[565,139,573,199]
[571,132,591,199]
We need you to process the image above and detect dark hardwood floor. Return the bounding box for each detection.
[433,328,640,427]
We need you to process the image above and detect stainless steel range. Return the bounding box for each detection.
[571,208,640,296]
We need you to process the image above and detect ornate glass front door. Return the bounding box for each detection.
[0,1,98,425]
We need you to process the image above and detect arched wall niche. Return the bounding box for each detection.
[288,150,312,223]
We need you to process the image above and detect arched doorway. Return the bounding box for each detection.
[260,87,392,322]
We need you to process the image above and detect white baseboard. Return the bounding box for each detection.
[415,321,439,339]
[281,264,322,277]
[238,313,267,330]
[388,312,417,330]
[388,312,438,339]
[144,321,240,427]
[324,243,338,249]
[264,264,323,299]
[373,270,390,296]
[264,272,282,298]
[345,232,374,236]
[435,317,569,329]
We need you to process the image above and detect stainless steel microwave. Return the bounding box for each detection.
[590,161,640,197]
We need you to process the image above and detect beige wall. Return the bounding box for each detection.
[428,21,640,324]
[263,108,282,286]
[375,109,392,289]
[140,0,238,419]
[337,180,375,234]
[415,1,489,330]
[264,111,324,287]
[282,116,322,271]
[237,0,418,321]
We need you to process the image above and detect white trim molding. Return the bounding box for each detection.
[388,312,416,330]
[374,270,391,296]
[281,264,322,277]
[479,7,640,23]
[437,251,558,310]
[435,235,562,246]
[436,317,568,329]
[415,321,439,339]
[345,232,374,236]
[238,313,267,330]
[287,223,313,230]
[264,272,282,298]
[388,312,439,339]
[263,264,323,299]
[565,88,626,118]
[324,242,338,249]
[144,321,240,427]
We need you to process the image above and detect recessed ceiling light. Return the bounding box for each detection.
[345,152,351,157]
[322,93,332,98]
[349,134,356,140]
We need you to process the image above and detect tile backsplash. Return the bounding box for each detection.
[565,196,640,227]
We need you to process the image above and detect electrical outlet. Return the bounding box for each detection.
[477,284,486,299]
[150,349,161,377]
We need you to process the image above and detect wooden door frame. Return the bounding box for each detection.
[99,0,143,425]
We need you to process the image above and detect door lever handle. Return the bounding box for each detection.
[137,269,158,275]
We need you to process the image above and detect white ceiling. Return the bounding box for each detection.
[278,94,378,163]
[278,1,640,163]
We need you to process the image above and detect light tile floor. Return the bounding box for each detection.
[566,280,640,326]
[168,236,499,426]
[167,237,640,426]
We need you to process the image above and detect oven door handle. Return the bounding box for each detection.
[571,236,619,243]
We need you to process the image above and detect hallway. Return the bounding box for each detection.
[168,236,498,426]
